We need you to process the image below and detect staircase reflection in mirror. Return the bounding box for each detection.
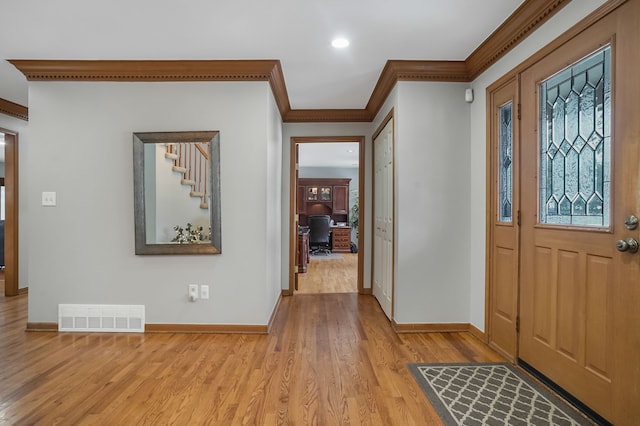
[133,131,221,255]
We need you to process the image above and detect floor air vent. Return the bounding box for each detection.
[58,304,145,332]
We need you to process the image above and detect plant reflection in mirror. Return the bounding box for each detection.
[172,223,211,244]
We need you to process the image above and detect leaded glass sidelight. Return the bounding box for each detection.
[539,47,611,227]
[499,102,513,222]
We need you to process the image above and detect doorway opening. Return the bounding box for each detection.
[289,136,365,295]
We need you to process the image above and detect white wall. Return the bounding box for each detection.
[281,122,371,289]
[0,60,27,105]
[299,166,358,186]
[3,0,608,328]
[0,114,29,289]
[467,0,608,331]
[374,82,471,324]
[265,90,283,319]
[25,81,280,325]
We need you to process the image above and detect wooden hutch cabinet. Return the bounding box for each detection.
[297,178,351,226]
[332,184,349,214]
[297,178,352,253]
[297,185,307,216]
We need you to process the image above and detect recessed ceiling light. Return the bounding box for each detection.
[331,37,350,49]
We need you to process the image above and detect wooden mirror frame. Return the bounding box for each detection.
[133,131,221,255]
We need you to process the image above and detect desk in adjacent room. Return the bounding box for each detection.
[330,226,351,253]
[297,228,310,273]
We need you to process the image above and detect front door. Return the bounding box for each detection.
[487,78,519,362]
[519,8,640,424]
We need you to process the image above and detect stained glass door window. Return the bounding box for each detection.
[499,102,513,223]
[539,47,611,227]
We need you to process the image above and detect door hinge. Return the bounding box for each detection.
[517,103,521,120]
[516,316,520,333]
[517,210,521,226]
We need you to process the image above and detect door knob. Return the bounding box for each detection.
[624,215,639,230]
[616,237,639,253]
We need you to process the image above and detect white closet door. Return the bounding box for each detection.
[373,118,394,319]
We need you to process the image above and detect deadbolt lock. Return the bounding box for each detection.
[624,215,639,230]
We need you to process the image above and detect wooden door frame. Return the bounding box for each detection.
[1,127,19,297]
[288,136,365,295]
[485,75,520,360]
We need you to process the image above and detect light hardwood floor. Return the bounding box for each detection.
[0,278,504,424]
[296,253,358,294]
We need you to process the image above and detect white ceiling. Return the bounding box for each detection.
[0,0,524,109]
[299,142,360,168]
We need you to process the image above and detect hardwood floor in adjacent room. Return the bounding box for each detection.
[0,284,504,424]
[296,253,358,294]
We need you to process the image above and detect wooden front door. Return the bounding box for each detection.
[519,6,640,424]
[487,78,519,362]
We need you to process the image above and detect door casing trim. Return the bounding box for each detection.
[1,127,19,297]
[288,136,365,295]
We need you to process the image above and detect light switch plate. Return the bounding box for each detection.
[42,191,57,206]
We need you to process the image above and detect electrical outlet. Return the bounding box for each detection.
[188,284,198,302]
[200,285,209,300]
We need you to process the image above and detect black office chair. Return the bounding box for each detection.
[308,215,331,255]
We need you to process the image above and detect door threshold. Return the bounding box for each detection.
[517,358,611,426]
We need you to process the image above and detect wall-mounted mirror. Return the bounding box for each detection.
[133,131,221,255]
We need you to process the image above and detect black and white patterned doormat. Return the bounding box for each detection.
[408,363,594,425]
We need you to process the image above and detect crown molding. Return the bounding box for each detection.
[284,109,371,123]
[8,59,281,82]
[387,60,470,82]
[267,61,292,119]
[365,60,469,120]
[466,0,571,80]
[10,59,295,122]
[0,97,28,121]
